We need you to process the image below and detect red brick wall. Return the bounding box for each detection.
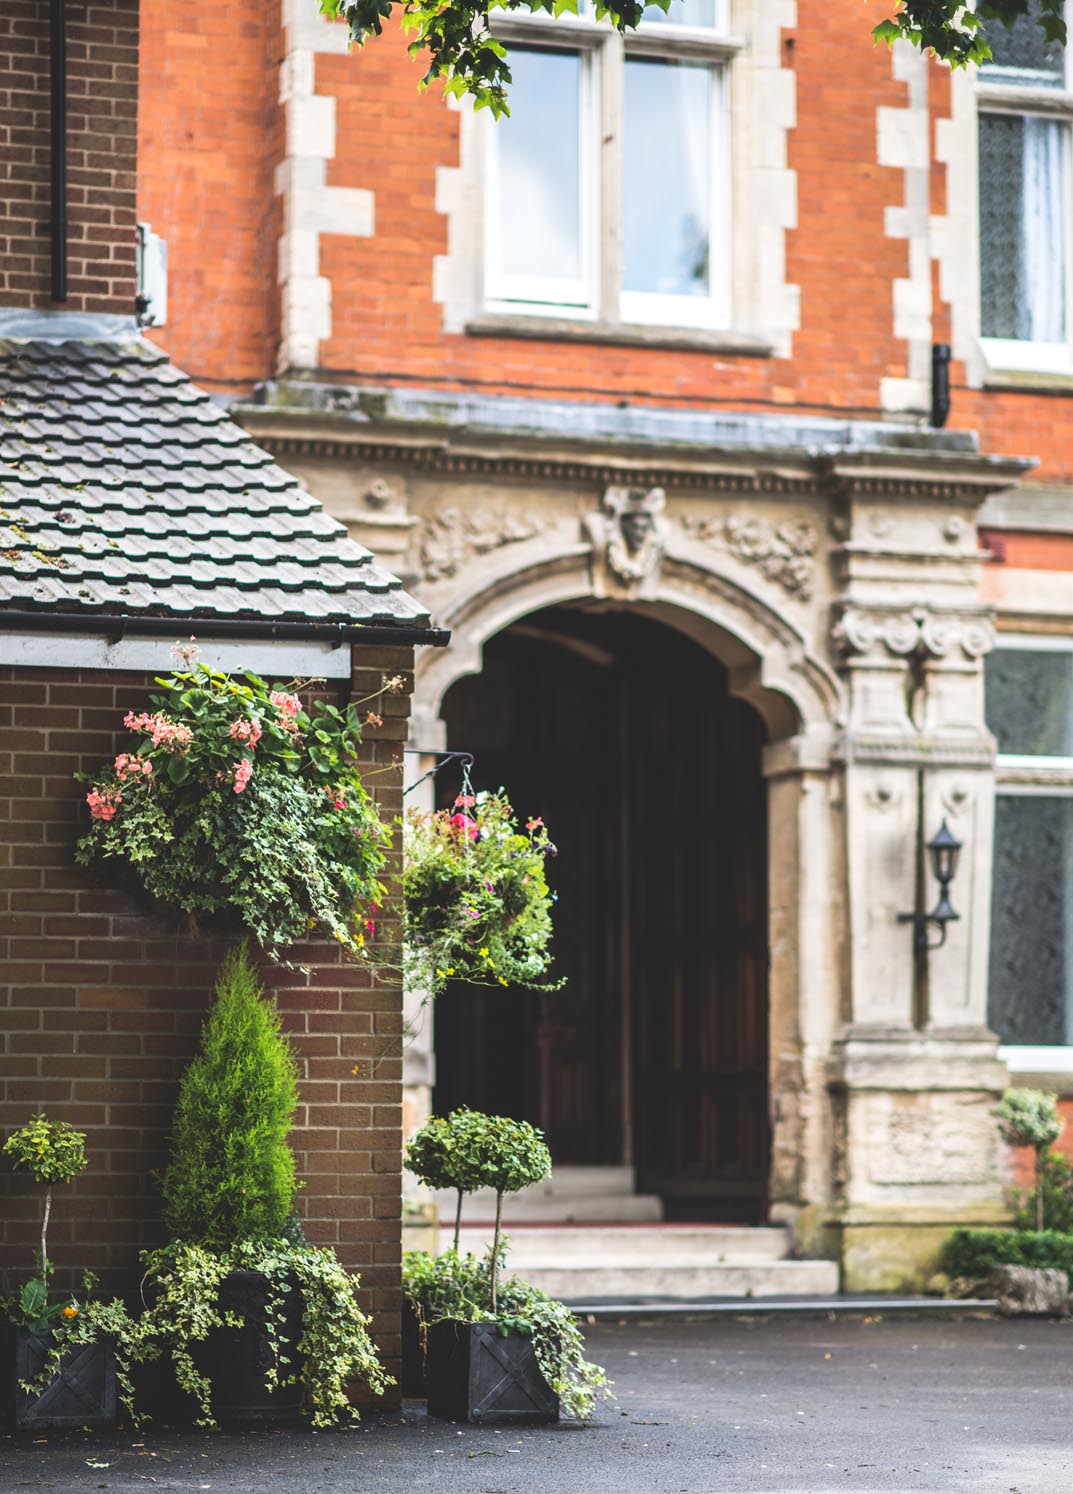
[0,0,138,314]
[0,645,412,1396]
[137,0,281,386]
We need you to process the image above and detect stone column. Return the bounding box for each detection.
[828,481,1012,1290]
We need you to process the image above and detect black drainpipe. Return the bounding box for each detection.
[50,0,67,302]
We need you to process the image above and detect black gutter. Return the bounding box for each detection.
[50,0,67,303]
[0,610,450,649]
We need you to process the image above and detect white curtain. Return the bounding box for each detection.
[1022,117,1068,343]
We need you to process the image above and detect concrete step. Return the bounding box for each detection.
[505,1259,842,1302]
[457,1223,795,1266]
[443,1190,663,1223]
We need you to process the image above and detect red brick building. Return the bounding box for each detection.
[6,0,1073,1293]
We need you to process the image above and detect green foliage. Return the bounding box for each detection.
[406,1107,550,1197]
[942,1227,1073,1280]
[321,0,670,117]
[137,1239,391,1428]
[873,0,1066,70]
[403,1248,610,1420]
[403,791,562,997]
[1015,1149,1073,1235]
[12,1274,142,1420]
[996,1089,1064,1151]
[160,946,299,1250]
[3,1114,87,1186]
[75,663,390,957]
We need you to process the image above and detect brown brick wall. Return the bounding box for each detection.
[0,0,138,315]
[0,643,412,1397]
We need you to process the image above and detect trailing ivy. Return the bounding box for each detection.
[75,661,392,957]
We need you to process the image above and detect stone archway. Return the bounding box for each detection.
[406,556,845,1232]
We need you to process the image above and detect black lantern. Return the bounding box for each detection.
[899,818,963,955]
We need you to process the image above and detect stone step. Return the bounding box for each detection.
[457,1223,795,1266]
[441,1190,663,1223]
[505,1259,842,1302]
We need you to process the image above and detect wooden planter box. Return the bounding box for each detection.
[426,1319,558,1424]
[136,1269,305,1426]
[3,1326,116,1432]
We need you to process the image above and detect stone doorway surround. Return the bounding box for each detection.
[240,385,1031,1289]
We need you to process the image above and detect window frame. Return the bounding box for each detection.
[989,633,1073,1059]
[976,10,1073,372]
[482,3,740,332]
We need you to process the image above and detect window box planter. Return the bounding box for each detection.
[425,1319,558,1424]
[3,1324,116,1432]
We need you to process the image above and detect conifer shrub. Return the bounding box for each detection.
[160,943,298,1249]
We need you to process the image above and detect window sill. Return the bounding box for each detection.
[465,313,774,358]
[983,367,1073,394]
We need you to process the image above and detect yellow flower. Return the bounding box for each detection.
[498,977,508,986]
[435,967,445,978]
[356,931,365,947]
[479,947,490,958]
[62,1305,78,1319]
[446,967,455,976]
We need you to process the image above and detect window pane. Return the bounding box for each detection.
[979,113,1068,343]
[623,60,711,298]
[981,8,1065,89]
[985,648,1073,757]
[493,48,581,287]
[989,795,1073,1044]
[641,0,717,27]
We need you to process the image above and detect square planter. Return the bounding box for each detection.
[3,1325,116,1432]
[426,1319,558,1424]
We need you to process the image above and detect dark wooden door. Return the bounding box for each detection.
[628,628,769,1221]
[434,608,769,1215]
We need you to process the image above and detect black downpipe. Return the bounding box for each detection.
[930,342,951,428]
[50,0,67,303]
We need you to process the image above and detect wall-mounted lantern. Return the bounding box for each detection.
[898,819,962,956]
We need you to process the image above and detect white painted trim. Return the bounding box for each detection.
[0,633,353,678]
[994,633,1073,652]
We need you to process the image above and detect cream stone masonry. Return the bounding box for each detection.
[878,40,933,414]
[241,384,1029,1290]
[276,0,374,370]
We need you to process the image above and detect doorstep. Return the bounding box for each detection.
[566,1294,998,1319]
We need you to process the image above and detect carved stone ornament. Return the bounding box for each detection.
[683,513,818,600]
[584,485,669,587]
[833,606,996,661]
[418,506,544,581]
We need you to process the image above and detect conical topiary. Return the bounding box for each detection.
[160,943,299,1249]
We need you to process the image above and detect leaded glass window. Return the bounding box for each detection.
[986,639,1073,1048]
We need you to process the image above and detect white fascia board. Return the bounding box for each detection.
[0,632,352,679]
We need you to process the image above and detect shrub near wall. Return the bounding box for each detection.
[943,1229,1073,1280]
[0,649,412,1397]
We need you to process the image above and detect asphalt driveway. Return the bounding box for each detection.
[2,1313,1071,1494]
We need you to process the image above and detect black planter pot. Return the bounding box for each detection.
[426,1319,558,1424]
[137,1269,305,1426]
[401,1297,427,1398]
[3,1324,116,1432]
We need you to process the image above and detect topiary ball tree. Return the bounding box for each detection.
[3,1114,87,1283]
[160,943,299,1250]
[406,1113,484,1254]
[996,1089,1064,1233]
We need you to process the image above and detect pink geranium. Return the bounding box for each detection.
[123,711,192,751]
[232,758,253,794]
[228,717,263,748]
[114,753,153,781]
[270,690,301,720]
[86,788,122,821]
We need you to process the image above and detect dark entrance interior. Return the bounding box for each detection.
[433,607,770,1222]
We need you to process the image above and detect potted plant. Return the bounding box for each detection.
[403,1109,610,1424]
[135,945,391,1427]
[76,659,394,958]
[1,1115,119,1431]
[403,791,563,998]
[997,1089,1065,1232]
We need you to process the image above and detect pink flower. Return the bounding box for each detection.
[449,813,478,840]
[229,717,262,747]
[334,798,347,810]
[233,758,253,794]
[87,788,122,821]
[124,711,192,751]
[270,690,301,720]
[366,711,383,728]
[114,753,153,781]
[455,794,476,809]
[526,816,544,832]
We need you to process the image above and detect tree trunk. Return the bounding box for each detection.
[1036,1145,1045,1233]
[40,1184,52,1279]
[453,1188,463,1253]
[490,1190,503,1314]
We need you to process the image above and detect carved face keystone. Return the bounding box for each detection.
[620,509,653,553]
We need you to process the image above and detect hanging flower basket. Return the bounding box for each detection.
[403,790,563,996]
[75,663,391,957]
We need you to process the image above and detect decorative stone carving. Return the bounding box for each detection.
[365,478,393,509]
[418,507,544,581]
[833,606,996,661]
[683,514,817,599]
[864,781,902,813]
[584,485,669,589]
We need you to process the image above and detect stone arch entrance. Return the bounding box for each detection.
[434,605,771,1221]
